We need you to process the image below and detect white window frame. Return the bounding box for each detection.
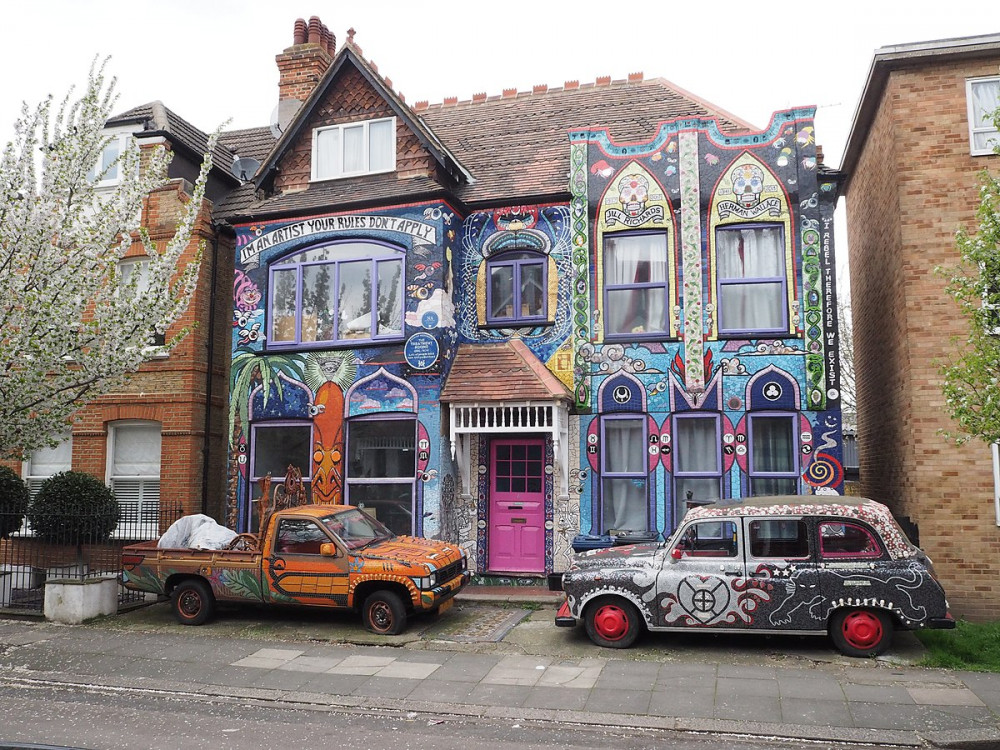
[107,420,161,540]
[89,128,134,187]
[18,433,73,536]
[119,257,168,351]
[966,76,1000,157]
[311,117,396,181]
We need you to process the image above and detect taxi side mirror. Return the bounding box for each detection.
[320,543,338,557]
[669,547,683,562]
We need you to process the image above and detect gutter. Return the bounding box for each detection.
[201,228,222,516]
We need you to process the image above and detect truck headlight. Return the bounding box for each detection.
[414,572,439,590]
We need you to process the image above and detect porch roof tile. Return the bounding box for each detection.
[440,340,572,403]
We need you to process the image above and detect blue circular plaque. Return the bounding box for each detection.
[404,332,439,370]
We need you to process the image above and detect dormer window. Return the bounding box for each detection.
[87,130,132,187]
[487,251,547,325]
[312,117,396,180]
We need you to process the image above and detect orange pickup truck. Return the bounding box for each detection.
[121,504,469,635]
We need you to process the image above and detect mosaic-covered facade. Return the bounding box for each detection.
[222,20,842,581]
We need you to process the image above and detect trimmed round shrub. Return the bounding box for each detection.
[0,466,29,539]
[28,471,120,545]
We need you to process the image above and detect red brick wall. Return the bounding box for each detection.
[15,174,231,531]
[847,56,1000,620]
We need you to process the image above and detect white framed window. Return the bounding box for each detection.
[18,433,73,536]
[311,117,396,180]
[967,77,1000,156]
[108,421,161,540]
[119,257,166,348]
[87,129,133,187]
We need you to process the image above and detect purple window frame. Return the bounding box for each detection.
[672,413,723,515]
[266,239,405,350]
[247,421,314,529]
[747,412,799,495]
[715,223,788,336]
[344,413,417,535]
[602,230,670,342]
[485,252,547,326]
[599,413,650,532]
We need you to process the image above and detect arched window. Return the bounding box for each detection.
[486,250,547,325]
[268,240,404,347]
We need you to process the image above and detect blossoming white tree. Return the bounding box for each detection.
[0,61,215,459]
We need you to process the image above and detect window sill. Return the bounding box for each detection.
[309,167,396,183]
[267,336,405,353]
[480,320,553,331]
[602,332,675,343]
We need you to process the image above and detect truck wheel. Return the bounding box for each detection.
[363,590,407,635]
[584,596,641,648]
[171,579,215,626]
[830,608,892,657]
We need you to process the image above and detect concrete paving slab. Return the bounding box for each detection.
[780,697,854,727]
[467,682,529,707]
[248,668,315,691]
[537,664,601,689]
[714,695,782,723]
[716,663,777,680]
[399,679,475,703]
[376,660,441,680]
[250,648,303,661]
[278,656,344,673]
[777,675,846,701]
[585,687,652,715]
[482,654,551,686]
[429,653,502,683]
[297,671,369,695]
[352,675,420,699]
[522,685,591,711]
[843,682,915,704]
[716,676,780,698]
[908,686,986,706]
[647,686,715,718]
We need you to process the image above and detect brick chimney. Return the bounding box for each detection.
[276,16,336,105]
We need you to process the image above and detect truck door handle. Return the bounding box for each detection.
[723,569,742,577]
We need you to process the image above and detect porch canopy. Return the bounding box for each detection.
[440,340,573,496]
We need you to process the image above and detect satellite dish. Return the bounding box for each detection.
[269,99,302,139]
[231,156,261,182]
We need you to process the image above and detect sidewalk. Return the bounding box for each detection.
[1,589,998,749]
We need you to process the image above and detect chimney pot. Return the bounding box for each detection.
[308,16,322,46]
[293,18,307,45]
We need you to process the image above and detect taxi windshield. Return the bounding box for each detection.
[320,508,395,550]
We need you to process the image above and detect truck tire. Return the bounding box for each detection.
[171,579,215,626]
[584,595,641,648]
[829,608,892,657]
[363,590,407,635]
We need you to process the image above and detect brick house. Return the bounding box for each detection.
[840,34,1000,619]
[15,104,238,537]
[214,17,843,581]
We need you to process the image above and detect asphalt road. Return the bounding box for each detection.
[0,679,888,750]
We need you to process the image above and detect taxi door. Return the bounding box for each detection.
[657,518,747,628]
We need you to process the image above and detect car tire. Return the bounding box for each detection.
[829,608,893,657]
[584,596,641,648]
[171,579,215,626]
[363,590,408,635]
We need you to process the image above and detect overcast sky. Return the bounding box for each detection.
[0,1,994,287]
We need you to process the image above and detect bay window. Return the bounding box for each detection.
[268,240,404,348]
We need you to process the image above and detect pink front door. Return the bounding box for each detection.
[488,438,546,573]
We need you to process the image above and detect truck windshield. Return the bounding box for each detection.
[320,508,395,550]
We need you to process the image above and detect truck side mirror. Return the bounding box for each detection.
[320,543,338,557]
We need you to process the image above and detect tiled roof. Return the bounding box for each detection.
[110,102,236,176]
[440,340,573,403]
[214,72,757,221]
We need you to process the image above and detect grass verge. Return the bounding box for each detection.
[916,619,1000,671]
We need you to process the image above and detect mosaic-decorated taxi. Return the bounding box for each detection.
[551,496,954,656]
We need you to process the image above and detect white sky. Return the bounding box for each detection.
[0,1,994,288]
